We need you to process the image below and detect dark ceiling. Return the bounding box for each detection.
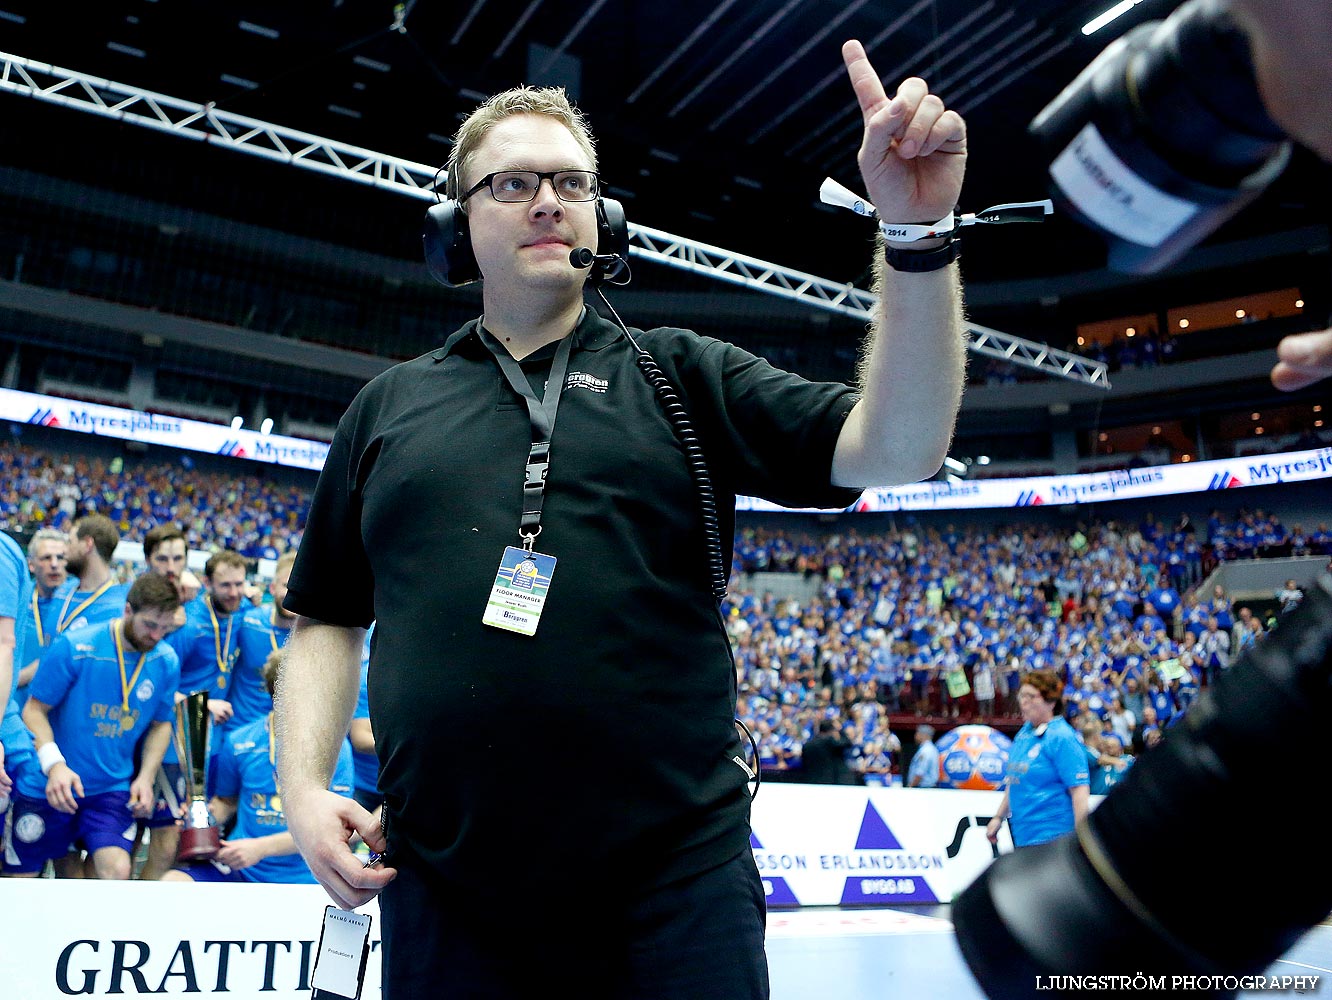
[0,0,1327,305]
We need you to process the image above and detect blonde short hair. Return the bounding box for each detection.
[445,86,597,203]
[27,527,68,558]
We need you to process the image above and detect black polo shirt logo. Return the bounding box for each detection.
[566,371,608,393]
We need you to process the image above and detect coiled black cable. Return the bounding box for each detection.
[593,279,757,799]
[594,286,729,606]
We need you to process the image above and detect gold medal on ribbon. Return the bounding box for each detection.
[207,595,236,693]
[113,620,147,739]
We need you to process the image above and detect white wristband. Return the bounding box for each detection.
[38,742,66,776]
[879,213,955,242]
[818,177,956,240]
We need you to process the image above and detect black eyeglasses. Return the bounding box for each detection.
[460,169,600,204]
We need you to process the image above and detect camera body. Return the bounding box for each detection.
[1030,0,1291,273]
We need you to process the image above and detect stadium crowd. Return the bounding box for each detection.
[0,442,308,560]
[2,439,1329,882]
[727,513,1329,782]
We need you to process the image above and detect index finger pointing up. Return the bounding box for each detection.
[843,39,893,124]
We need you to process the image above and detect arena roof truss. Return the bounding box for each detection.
[1,49,1110,389]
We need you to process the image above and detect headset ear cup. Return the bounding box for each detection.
[596,198,630,259]
[423,201,480,286]
[594,198,630,284]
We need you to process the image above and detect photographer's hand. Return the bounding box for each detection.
[1271,329,1332,392]
[1230,0,1332,162]
[1227,0,1332,394]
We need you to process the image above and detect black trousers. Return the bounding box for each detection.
[379,850,770,1000]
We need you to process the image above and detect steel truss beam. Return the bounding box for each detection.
[0,51,440,197]
[1,50,1109,387]
[629,225,1110,387]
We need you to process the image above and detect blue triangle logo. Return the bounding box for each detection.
[764,877,801,906]
[750,831,799,906]
[854,802,903,850]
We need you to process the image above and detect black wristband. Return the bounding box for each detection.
[883,236,961,273]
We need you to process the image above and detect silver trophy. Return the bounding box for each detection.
[172,690,220,861]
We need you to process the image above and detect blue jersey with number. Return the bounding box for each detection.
[1003,716,1089,848]
[1,533,36,765]
[19,620,179,797]
[232,605,293,726]
[213,715,355,883]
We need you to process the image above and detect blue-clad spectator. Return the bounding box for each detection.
[906,724,939,788]
[1089,733,1135,794]
[1145,574,1180,622]
[986,670,1089,848]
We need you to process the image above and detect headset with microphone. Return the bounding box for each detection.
[422,180,630,287]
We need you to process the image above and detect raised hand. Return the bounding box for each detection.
[842,39,967,232]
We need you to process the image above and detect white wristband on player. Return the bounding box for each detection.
[38,742,66,776]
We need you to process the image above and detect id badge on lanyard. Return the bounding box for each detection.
[478,328,573,636]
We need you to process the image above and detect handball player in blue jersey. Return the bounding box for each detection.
[13,518,126,878]
[231,551,298,728]
[141,548,247,880]
[164,650,354,884]
[14,528,68,706]
[133,522,194,881]
[166,550,248,722]
[141,523,199,634]
[143,522,201,606]
[52,515,130,636]
[8,574,180,879]
[1,531,36,835]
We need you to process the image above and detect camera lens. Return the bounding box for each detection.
[953,576,1332,998]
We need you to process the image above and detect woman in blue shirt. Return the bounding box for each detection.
[986,669,1090,848]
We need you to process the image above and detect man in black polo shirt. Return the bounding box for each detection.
[278,38,968,1000]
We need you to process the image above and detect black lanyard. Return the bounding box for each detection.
[479,328,575,550]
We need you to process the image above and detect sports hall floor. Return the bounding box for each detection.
[767,907,1332,998]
